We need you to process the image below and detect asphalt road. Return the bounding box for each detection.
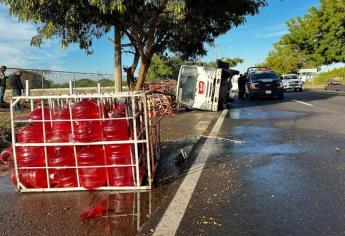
[1,91,345,236]
[142,91,345,235]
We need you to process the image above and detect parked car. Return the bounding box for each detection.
[282,74,303,91]
[245,67,284,100]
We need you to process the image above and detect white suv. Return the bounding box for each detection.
[282,74,303,91]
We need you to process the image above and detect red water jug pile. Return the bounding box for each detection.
[11,99,138,190]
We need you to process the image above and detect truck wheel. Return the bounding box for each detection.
[278,94,284,100]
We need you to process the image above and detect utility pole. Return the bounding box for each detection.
[114,26,122,92]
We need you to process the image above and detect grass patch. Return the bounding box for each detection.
[306,67,345,86]
[0,112,11,129]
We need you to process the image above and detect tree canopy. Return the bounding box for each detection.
[263,0,345,75]
[146,55,183,81]
[1,0,266,89]
[205,57,244,68]
[146,56,243,81]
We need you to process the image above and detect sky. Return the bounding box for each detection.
[0,0,320,74]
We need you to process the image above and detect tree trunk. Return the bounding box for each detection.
[125,50,139,91]
[135,56,151,90]
[126,72,134,91]
[114,27,122,92]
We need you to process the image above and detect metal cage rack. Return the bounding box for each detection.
[10,92,160,192]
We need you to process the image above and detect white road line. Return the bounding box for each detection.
[153,109,228,236]
[292,99,313,107]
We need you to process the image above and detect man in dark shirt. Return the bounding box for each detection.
[238,74,246,100]
[0,65,7,106]
[11,70,24,111]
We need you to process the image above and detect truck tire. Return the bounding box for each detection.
[278,93,284,100]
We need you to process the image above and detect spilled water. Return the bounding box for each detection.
[80,191,154,235]
[230,108,305,120]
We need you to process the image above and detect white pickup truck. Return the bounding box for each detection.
[282,74,303,92]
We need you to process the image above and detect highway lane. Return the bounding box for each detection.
[142,91,345,235]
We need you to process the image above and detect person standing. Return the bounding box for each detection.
[238,74,246,100]
[0,65,7,106]
[11,70,24,111]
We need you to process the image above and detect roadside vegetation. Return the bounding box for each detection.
[262,0,344,75]
[147,56,243,81]
[306,67,345,86]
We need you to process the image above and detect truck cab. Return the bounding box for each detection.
[245,67,284,100]
[176,63,239,111]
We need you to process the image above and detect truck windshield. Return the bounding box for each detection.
[252,72,278,81]
[283,75,298,80]
[177,66,198,107]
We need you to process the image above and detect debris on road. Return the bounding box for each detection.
[80,204,106,219]
[0,147,13,170]
[200,135,246,144]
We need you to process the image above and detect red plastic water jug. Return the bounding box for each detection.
[72,100,102,142]
[16,125,50,167]
[77,146,106,189]
[103,105,134,186]
[51,107,72,143]
[49,147,77,187]
[11,169,48,188]
[28,106,52,129]
[15,115,52,188]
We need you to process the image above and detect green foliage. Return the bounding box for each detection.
[98,79,114,87]
[311,67,345,85]
[146,55,183,81]
[1,0,266,89]
[205,57,244,68]
[263,0,345,75]
[263,44,311,75]
[46,79,116,88]
[74,78,97,87]
[146,56,243,81]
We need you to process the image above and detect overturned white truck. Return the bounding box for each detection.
[176,61,239,111]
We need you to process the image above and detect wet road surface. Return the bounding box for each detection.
[142,91,345,235]
[1,91,345,235]
[0,108,217,235]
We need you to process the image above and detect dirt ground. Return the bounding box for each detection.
[0,105,13,151]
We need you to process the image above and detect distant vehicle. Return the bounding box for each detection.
[325,78,345,91]
[327,78,342,86]
[298,68,318,83]
[176,61,239,111]
[245,67,284,100]
[282,74,303,91]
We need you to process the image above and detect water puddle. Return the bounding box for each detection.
[81,191,155,235]
[155,138,197,185]
[230,108,305,120]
